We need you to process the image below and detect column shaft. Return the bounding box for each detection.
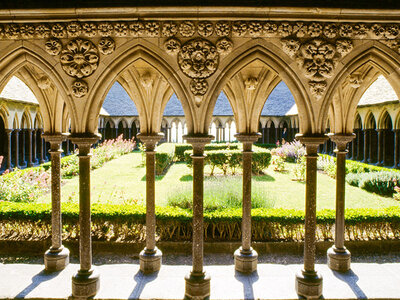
[32,130,37,163]
[241,149,252,252]
[39,130,45,164]
[50,145,63,250]
[28,130,33,167]
[334,150,347,250]
[6,130,12,170]
[363,130,368,162]
[394,130,399,168]
[14,130,20,167]
[145,150,156,251]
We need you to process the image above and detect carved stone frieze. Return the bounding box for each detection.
[0,20,398,41]
[178,38,219,79]
[72,80,88,98]
[98,37,115,55]
[301,39,336,81]
[45,38,62,55]
[60,39,99,78]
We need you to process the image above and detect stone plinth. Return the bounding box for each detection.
[72,268,100,298]
[295,270,323,299]
[184,272,211,300]
[139,247,162,274]
[327,246,351,272]
[44,246,69,272]
[234,247,258,273]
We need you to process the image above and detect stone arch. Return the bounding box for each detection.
[205,42,313,135]
[12,115,19,130]
[378,109,393,130]
[34,112,44,129]
[320,43,400,134]
[21,110,32,129]
[0,44,75,133]
[364,111,377,130]
[354,113,362,130]
[84,42,194,135]
[0,105,9,129]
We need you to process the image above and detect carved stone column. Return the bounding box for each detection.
[137,133,164,273]
[184,135,213,300]
[13,129,20,167]
[357,129,362,161]
[376,129,383,166]
[351,133,356,160]
[383,130,387,166]
[21,129,26,166]
[327,134,355,272]
[5,129,13,171]
[39,129,45,164]
[234,133,260,273]
[70,134,100,298]
[27,129,34,167]
[295,134,327,299]
[368,129,374,163]
[43,134,70,271]
[394,130,400,168]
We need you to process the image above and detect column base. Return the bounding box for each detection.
[44,246,69,272]
[184,272,211,300]
[139,247,162,274]
[39,160,45,164]
[327,246,351,272]
[295,270,323,299]
[72,268,100,298]
[234,247,258,273]
[27,163,34,167]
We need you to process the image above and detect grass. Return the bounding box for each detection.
[38,152,400,210]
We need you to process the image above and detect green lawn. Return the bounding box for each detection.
[39,152,400,210]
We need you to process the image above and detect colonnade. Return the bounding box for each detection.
[40,130,355,299]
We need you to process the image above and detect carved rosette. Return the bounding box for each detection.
[190,79,208,96]
[216,38,233,55]
[198,21,213,37]
[98,37,115,55]
[178,39,219,79]
[72,80,88,98]
[164,38,181,55]
[45,38,62,55]
[179,21,195,37]
[60,39,99,78]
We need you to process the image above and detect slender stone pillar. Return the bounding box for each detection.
[376,129,383,166]
[184,135,213,300]
[357,130,362,161]
[234,133,260,273]
[70,134,100,298]
[327,134,355,272]
[394,130,400,168]
[32,130,37,164]
[262,128,265,143]
[368,129,374,163]
[138,133,164,273]
[27,129,34,167]
[13,129,20,167]
[39,129,45,164]
[383,130,387,166]
[21,129,26,166]
[5,129,13,171]
[351,134,356,160]
[65,139,70,156]
[295,134,327,299]
[43,134,70,271]
[362,130,368,163]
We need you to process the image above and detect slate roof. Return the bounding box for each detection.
[101,80,296,117]
[0,76,38,104]
[358,75,398,106]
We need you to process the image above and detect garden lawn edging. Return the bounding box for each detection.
[0,202,399,243]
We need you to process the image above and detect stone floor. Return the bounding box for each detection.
[1,260,400,299]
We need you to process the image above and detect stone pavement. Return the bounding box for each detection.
[1,262,399,299]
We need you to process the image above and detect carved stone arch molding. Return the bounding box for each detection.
[0,44,78,133]
[319,43,400,134]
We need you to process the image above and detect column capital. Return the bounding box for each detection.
[184,134,213,156]
[4,129,13,134]
[235,133,261,151]
[296,134,328,156]
[13,128,21,133]
[328,133,355,152]
[69,133,100,156]
[137,133,164,151]
[43,133,68,152]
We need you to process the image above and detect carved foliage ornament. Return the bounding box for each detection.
[178,38,219,79]
[98,37,115,55]
[45,38,62,55]
[60,39,99,78]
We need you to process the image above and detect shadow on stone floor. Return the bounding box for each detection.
[15,269,62,298]
[234,270,259,300]
[129,270,159,299]
[331,269,367,299]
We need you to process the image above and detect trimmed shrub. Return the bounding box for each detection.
[1,201,399,242]
[252,148,272,174]
[155,143,175,175]
[254,143,277,149]
[358,171,400,196]
[346,173,360,187]
[174,144,192,162]
[174,143,239,162]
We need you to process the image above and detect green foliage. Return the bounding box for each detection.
[292,155,306,181]
[1,201,399,242]
[183,147,271,175]
[174,143,239,162]
[345,171,400,196]
[254,143,277,149]
[271,156,286,172]
[155,143,175,175]
[317,155,336,178]
[167,177,275,211]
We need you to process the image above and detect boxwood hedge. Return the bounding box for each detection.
[1,201,399,242]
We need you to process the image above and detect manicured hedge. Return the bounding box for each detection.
[174,143,239,162]
[0,202,399,242]
[346,171,400,196]
[155,143,175,175]
[254,143,277,149]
